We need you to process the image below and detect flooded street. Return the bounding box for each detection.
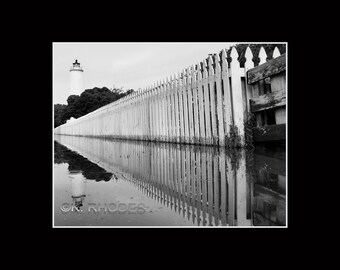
[54,135,286,227]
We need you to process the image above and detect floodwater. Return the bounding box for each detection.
[54,135,286,227]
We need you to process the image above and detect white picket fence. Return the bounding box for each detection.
[54,45,282,147]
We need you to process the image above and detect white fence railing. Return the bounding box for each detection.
[55,45,282,147]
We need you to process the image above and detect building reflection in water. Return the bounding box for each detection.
[54,135,286,226]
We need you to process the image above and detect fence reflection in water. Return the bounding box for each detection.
[54,135,286,226]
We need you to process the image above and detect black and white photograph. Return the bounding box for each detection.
[53,42,287,227]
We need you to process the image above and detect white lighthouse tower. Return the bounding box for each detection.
[69,59,84,96]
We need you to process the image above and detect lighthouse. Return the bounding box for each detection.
[69,59,84,96]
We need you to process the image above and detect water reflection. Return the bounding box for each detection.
[70,173,86,209]
[54,135,286,226]
[54,141,114,182]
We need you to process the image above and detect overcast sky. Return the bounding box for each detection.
[53,42,236,105]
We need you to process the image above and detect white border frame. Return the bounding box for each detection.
[52,42,288,228]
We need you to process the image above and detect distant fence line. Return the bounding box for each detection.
[54,46,283,147]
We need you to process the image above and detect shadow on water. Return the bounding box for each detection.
[54,135,286,226]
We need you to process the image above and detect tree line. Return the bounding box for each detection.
[54,87,134,128]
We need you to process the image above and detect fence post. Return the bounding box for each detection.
[258,46,267,65]
[177,71,184,144]
[197,62,206,145]
[230,47,246,147]
[162,79,168,142]
[273,46,281,58]
[214,53,225,147]
[244,46,254,113]
[186,67,194,144]
[151,86,156,141]
[202,60,212,145]
[166,77,172,142]
[154,82,160,141]
[169,75,176,143]
[173,74,180,143]
[208,55,218,146]
[182,70,189,144]
[157,82,163,141]
[191,65,200,144]
[159,81,165,142]
[221,49,233,145]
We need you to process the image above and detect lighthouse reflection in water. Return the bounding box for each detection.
[70,172,86,210]
[54,135,286,227]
